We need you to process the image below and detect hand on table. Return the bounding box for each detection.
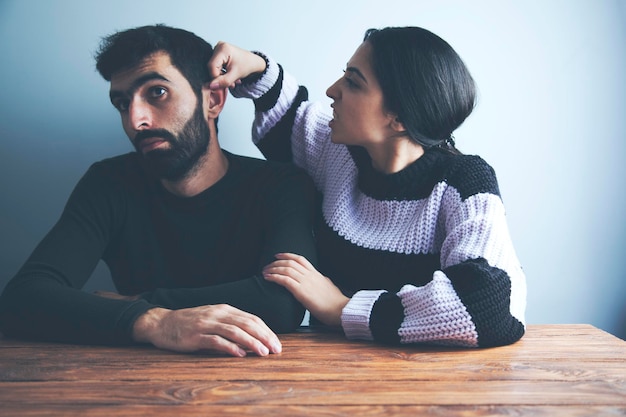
[263,253,349,327]
[132,304,282,358]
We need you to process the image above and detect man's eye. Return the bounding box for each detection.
[114,100,129,112]
[150,86,167,97]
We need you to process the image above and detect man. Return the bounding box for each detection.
[0,25,317,357]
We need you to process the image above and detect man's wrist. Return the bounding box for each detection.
[132,307,168,344]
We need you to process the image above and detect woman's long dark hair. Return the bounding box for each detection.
[365,27,476,154]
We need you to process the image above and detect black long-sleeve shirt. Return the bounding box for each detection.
[0,150,317,345]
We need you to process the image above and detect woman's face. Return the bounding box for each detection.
[325,41,396,147]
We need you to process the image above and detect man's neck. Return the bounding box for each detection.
[161,138,229,197]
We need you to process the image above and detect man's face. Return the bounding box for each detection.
[109,52,210,181]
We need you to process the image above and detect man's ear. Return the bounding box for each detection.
[202,84,227,120]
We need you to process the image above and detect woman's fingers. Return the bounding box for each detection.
[263,270,299,291]
[264,261,302,277]
[264,253,315,277]
[274,252,314,269]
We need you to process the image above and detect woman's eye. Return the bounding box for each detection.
[344,76,357,88]
[342,70,358,89]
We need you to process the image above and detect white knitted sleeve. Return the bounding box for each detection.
[396,273,478,347]
[341,290,387,341]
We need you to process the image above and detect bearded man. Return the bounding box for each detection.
[0,25,316,357]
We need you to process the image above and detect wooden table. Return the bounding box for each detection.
[0,324,624,416]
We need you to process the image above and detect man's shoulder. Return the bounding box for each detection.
[226,151,309,179]
[91,152,140,170]
[225,151,314,197]
[78,152,150,192]
[86,152,144,179]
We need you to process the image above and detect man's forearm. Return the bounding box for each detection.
[0,278,153,345]
[139,275,305,332]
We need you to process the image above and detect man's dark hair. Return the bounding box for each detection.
[95,24,214,96]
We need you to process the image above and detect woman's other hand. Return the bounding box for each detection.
[263,253,349,327]
[208,41,267,90]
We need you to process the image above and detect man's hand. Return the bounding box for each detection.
[207,41,267,90]
[263,253,349,327]
[132,305,282,357]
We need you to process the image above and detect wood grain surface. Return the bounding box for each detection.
[0,324,624,416]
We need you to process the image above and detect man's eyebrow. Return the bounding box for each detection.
[109,72,170,102]
[346,66,368,84]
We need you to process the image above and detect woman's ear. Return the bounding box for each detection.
[390,115,406,133]
[202,84,227,120]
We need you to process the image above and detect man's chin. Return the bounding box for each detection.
[139,146,172,157]
[139,153,186,181]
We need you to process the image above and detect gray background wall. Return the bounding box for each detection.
[1,0,624,339]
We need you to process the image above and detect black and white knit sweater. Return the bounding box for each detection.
[232,55,527,348]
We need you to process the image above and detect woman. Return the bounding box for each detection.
[209,27,526,347]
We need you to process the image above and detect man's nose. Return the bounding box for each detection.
[128,100,152,130]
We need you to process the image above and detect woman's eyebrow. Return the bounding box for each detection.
[346,66,368,84]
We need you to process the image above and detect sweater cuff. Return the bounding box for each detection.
[341,290,386,340]
[118,299,155,344]
[230,52,280,100]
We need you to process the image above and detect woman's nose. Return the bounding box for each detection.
[326,78,341,100]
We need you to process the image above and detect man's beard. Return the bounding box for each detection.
[134,104,210,181]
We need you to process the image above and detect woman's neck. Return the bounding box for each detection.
[365,139,425,174]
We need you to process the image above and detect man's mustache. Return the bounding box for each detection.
[134,129,176,147]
